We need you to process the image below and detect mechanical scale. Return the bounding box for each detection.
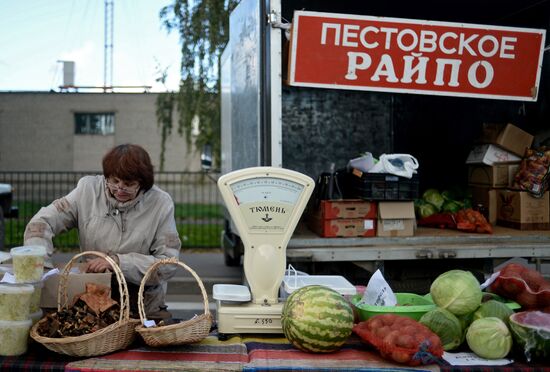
[213,167,314,338]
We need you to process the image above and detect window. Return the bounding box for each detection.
[74,113,115,135]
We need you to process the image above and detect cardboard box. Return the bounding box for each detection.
[40,264,112,308]
[308,215,376,237]
[466,144,521,166]
[377,201,416,237]
[468,162,520,188]
[495,123,534,156]
[496,190,550,230]
[477,123,534,157]
[315,199,377,219]
[469,186,498,224]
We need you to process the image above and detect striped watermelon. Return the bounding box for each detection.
[281,285,354,353]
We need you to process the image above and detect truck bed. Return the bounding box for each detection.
[288,224,550,264]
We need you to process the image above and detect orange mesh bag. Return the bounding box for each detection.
[489,263,550,310]
[353,314,443,366]
[455,208,493,234]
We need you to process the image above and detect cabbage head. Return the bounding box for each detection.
[430,270,482,316]
[423,189,445,211]
[473,299,514,326]
[466,317,512,359]
[442,200,462,213]
[415,199,438,219]
[420,308,463,351]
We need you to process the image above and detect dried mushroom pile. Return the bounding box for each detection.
[37,283,120,338]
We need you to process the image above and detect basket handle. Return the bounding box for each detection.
[137,257,210,325]
[57,251,130,323]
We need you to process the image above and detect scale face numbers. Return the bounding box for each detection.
[230,177,305,234]
[254,317,274,326]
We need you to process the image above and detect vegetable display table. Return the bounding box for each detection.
[1,332,548,372]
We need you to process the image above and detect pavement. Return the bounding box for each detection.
[51,250,244,319]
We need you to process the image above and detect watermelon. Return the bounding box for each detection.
[509,311,550,362]
[281,285,354,353]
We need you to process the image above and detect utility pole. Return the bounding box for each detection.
[104,0,114,92]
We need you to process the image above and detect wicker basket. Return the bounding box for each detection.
[136,257,212,347]
[30,251,140,356]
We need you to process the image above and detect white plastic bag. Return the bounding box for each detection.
[348,152,376,172]
[358,269,397,306]
[369,153,419,178]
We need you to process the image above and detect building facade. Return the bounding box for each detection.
[0,92,199,172]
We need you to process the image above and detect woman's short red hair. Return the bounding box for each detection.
[102,144,154,191]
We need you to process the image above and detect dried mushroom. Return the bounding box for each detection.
[36,282,120,338]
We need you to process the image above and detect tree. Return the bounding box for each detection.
[157,0,239,170]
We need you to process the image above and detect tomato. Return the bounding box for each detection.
[515,291,538,308]
[367,317,383,331]
[375,325,391,338]
[521,269,547,291]
[391,350,411,364]
[427,334,442,350]
[395,334,415,349]
[383,330,400,346]
[401,324,417,335]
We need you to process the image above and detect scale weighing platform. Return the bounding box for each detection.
[213,166,314,338]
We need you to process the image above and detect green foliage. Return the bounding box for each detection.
[4,202,223,250]
[157,0,239,169]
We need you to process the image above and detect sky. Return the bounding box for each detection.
[0,0,182,92]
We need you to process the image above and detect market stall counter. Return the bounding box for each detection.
[2,332,549,372]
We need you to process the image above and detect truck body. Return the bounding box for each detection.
[220,0,550,286]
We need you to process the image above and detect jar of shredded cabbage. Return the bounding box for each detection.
[10,246,46,283]
[0,319,32,356]
[29,309,43,325]
[0,283,34,321]
[28,281,43,313]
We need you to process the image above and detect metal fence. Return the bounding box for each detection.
[0,171,223,250]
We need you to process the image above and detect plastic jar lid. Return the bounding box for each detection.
[28,281,44,288]
[0,319,32,328]
[10,246,46,257]
[0,283,34,294]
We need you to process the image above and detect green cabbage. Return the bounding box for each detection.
[420,308,463,351]
[415,199,438,219]
[473,300,514,326]
[423,189,445,211]
[466,317,512,359]
[430,270,482,316]
[441,200,462,213]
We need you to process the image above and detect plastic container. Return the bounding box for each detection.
[351,292,436,321]
[29,309,43,325]
[212,284,251,303]
[279,267,309,299]
[0,283,34,321]
[282,275,356,297]
[28,281,43,313]
[10,246,46,283]
[0,319,32,356]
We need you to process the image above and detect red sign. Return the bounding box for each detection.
[288,11,546,101]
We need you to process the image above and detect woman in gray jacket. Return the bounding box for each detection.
[24,144,181,320]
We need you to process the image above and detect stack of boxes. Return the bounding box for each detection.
[307,199,377,237]
[307,171,418,238]
[466,123,549,230]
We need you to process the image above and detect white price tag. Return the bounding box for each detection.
[443,352,513,366]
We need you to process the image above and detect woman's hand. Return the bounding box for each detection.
[85,256,118,273]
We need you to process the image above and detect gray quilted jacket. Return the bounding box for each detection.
[24,175,181,316]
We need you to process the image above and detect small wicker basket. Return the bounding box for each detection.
[30,251,140,356]
[136,257,212,347]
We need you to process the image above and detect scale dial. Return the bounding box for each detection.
[231,177,304,205]
[229,176,305,234]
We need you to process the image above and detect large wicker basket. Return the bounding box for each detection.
[30,251,140,356]
[136,257,212,347]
